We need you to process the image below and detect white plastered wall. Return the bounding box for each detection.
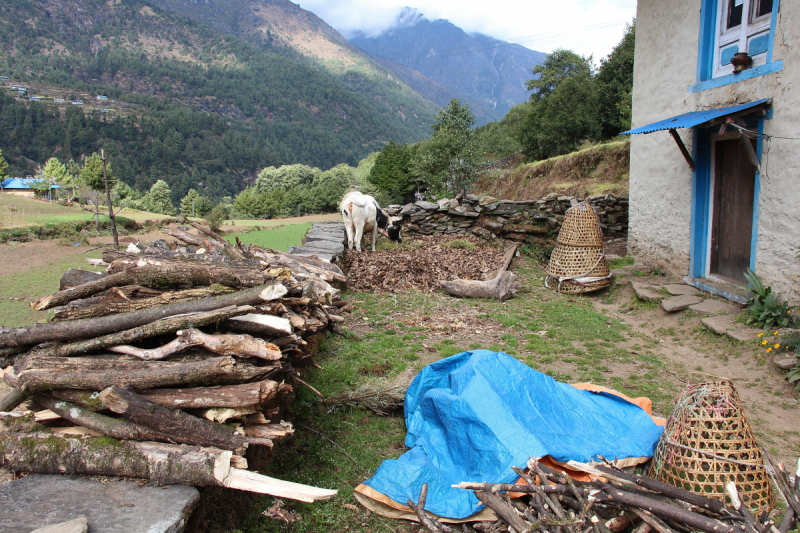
[629,0,800,300]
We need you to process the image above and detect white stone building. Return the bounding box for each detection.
[625,0,799,302]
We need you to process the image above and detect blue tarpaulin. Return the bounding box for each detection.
[361,350,665,519]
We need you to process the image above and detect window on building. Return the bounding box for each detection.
[713,0,773,78]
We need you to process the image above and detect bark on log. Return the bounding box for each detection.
[164,225,220,249]
[53,285,236,321]
[31,263,274,311]
[98,385,247,450]
[591,465,729,515]
[475,490,529,533]
[0,432,337,501]
[188,220,250,261]
[53,380,287,409]
[33,305,254,358]
[591,485,744,533]
[0,388,28,412]
[103,250,263,271]
[32,394,174,442]
[440,271,522,301]
[109,327,281,362]
[244,421,294,440]
[249,249,347,283]
[1,283,284,348]
[16,354,279,393]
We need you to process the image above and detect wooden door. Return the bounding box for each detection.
[710,138,756,283]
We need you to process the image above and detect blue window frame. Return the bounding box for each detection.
[690,0,782,93]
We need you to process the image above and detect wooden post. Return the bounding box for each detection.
[669,129,696,171]
[100,149,118,249]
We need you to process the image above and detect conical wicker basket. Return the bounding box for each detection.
[557,203,604,247]
[545,244,610,293]
[649,380,775,513]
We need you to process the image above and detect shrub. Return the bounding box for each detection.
[743,268,798,330]
[442,239,476,251]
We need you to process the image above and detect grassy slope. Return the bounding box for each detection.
[225,223,312,252]
[0,248,106,328]
[475,139,631,200]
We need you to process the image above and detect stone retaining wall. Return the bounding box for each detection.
[385,193,628,242]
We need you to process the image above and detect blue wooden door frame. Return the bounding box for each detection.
[689,118,764,279]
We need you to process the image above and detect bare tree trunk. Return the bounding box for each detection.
[439,271,522,301]
[0,283,281,348]
[53,286,236,321]
[15,354,280,393]
[100,149,119,249]
[31,263,275,311]
[32,305,253,358]
[51,380,289,409]
[99,385,248,450]
[32,394,174,442]
[109,328,281,362]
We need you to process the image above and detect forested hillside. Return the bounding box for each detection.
[0,0,438,201]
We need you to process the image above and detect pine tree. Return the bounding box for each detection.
[180,188,200,217]
[146,180,175,215]
[0,149,9,183]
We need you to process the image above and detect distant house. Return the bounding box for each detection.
[29,96,40,101]
[54,98,66,103]
[0,178,61,198]
[100,108,112,113]
[96,95,108,101]
[71,100,83,105]
[0,76,9,82]
[623,0,798,302]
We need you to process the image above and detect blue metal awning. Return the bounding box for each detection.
[621,98,771,135]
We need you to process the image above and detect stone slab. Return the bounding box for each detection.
[701,314,736,335]
[32,517,88,533]
[663,284,702,296]
[631,281,663,302]
[661,295,703,312]
[727,328,756,342]
[290,240,344,253]
[689,300,738,315]
[288,246,341,259]
[0,474,199,533]
[774,355,798,370]
[304,232,344,244]
[290,252,334,262]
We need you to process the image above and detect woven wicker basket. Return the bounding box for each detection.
[545,243,610,294]
[557,203,604,247]
[649,380,775,513]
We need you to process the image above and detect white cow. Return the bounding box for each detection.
[339,191,401,252]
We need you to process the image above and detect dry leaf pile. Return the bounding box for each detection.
[342,235,507,293]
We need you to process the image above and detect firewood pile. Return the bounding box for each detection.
[0,221,350,502]
[415,457,800,533]
[342,235,509,293]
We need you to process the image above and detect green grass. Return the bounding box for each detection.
[608,255,634,269]
[0,249,106,327]
[226,223,312,252]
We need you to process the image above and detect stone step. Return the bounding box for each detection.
[661,295,704,312]
[631,281,664,302]
[0,474,199,533]
[774,354,798,370]
[700,314,756,341]
[689,300,739,315]
[663,284,702,296]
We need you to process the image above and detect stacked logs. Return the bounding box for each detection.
[412,458,800,533]
[0,221,350,503]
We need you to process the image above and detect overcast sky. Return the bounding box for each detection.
[294,0,637,61]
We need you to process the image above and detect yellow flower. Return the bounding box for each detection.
[766,348,772,353]
[774,343,781,349]
[762,340,768,345]
[774,331,779,335]
[758,332,764,337]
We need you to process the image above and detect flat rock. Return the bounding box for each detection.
[291,240,344,253]
[0,474,199,533]
[661,295,703,312]
[701,314,736,334]
[59,269,107,291]
[663,284,701,296]
[32,517,89,533]
[304,232,344,244]
[610,269,629,277]
[689,300,738,315]
[774,355,798,370]
[415,200,439,211]
[727,328,756,342]
[288,246,340,259]
[631,281,663,302]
